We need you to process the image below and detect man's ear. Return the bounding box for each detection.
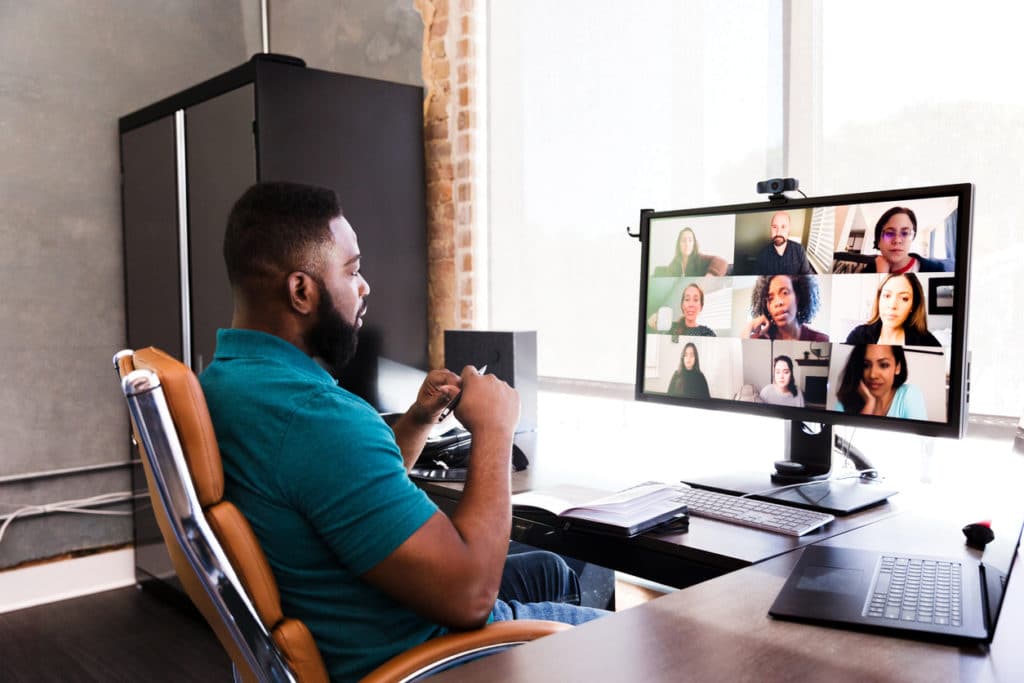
[286,271,318,315]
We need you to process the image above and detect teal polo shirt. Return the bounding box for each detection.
[199,329,442,681]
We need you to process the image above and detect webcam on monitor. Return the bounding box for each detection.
[756,177,799,195]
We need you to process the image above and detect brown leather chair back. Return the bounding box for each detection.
[116,347,328,683]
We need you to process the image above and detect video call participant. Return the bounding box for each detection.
[647,282,716,337]
[835,344,927,419]
[845,273,941,347]
[667,342,712,399]
[652,227,728,277]
[199,182,605,681]
[759,355,805,407]
[746,274,828,342]
[865,206,946,273]
[754,211,813,275]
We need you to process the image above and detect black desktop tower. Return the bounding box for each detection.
[444,330,538,432]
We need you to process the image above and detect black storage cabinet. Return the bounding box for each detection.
[119,54,428,592]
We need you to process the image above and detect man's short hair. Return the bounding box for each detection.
[223,181,342,286]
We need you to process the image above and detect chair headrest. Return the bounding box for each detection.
[134,347,225,507]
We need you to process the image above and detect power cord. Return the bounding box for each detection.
[0,491,144,546]
[741,470,880,500]
[742,429,882,499]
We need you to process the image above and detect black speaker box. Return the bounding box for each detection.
[444,330,537,432]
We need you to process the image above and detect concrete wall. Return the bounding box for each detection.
[0,0,422,570]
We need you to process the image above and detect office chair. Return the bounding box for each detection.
[114,347,569,683]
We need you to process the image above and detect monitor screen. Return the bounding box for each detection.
[635,184,973,448]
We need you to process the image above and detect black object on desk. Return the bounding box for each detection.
[409,430,529,482]
[770,511,1024,645]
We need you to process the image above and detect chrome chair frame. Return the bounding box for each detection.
[118,357,297,682]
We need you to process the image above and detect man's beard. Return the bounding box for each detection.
[307,286,360,376]
[772,235,786,246]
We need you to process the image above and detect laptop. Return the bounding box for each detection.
[769,520,1023,645]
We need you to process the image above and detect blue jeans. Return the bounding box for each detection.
[489,550,609,625]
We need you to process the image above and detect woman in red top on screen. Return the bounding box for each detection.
[865,206,946,273]
[845,273,941,346]
[745,274,828,341]
[652,227,728,277]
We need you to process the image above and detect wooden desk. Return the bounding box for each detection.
[420,431,899,588]
[425,501,1024,682]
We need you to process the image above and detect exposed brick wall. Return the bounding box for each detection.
[415,0,478,369]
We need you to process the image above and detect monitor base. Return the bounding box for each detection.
[683,472,897,516]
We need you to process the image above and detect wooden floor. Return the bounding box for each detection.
[0,584,230,682]
[0,578,663,681]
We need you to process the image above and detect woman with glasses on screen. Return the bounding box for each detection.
[835,344,927,419]
[845,273,941,347]
[647,283,716,337]
[759,355,805,407]
[745,274,828,342]
[652,227,728,277]
[865,207,947,274]
[667,342,711,399]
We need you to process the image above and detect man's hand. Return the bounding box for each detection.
[408,368,461,425]
[453,366,520,439]
[874,255,890,273]
[389,369,460,469]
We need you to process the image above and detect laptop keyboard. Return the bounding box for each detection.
[669,487,835,536]
[864,556,963,627]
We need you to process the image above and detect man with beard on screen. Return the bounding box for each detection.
[199,182,604,681]
[754,210,813,275]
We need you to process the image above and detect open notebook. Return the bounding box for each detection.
[512,483,689,537]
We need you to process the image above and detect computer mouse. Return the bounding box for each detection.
[511,443,529,471]
[962,521,995,549]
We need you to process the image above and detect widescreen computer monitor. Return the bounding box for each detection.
[635,183,974,513]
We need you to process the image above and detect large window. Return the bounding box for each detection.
[487,0,1021,417]
[488,0,782,384]
[810,0,1024,416]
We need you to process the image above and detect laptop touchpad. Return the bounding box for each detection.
[796,565,863,596]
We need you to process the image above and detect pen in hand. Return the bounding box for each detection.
[437,365,487,422]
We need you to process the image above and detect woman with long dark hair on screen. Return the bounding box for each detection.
[759,355,805,407]
[745,274,828,342]
[845,273,940,347]
[653,227,727,277]
[835,344,927,419]
[667,342,711,399]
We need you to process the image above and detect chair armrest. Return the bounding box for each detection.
[360,620,570,683]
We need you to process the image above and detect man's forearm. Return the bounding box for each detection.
[390,408,434,470]
[449,428,513,571]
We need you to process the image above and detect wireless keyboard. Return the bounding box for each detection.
[671,486,835,536]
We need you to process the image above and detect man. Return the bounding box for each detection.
[199,182,604,681]
[754,210,814,275]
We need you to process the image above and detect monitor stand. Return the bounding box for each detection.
[683,421,898,516]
